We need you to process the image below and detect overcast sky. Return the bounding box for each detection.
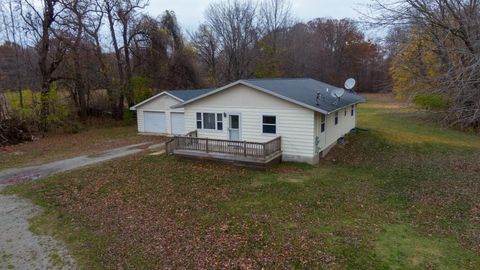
[148,0,372,33]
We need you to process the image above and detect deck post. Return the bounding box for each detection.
[263,142,266,158]
[244,141,247,156]
[206,138,209,153]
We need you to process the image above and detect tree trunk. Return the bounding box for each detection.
[39,82,50,132]
[72,10,88,122]
[122,20,133,107]
[106,5,125,120]
[73,50,87,122]
[37,0,57,132]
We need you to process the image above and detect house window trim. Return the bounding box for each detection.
[320,114,326,133]
[262,115,277,135]
[216,113,223,131]
[196,112,202,129]
[196,112,223,131]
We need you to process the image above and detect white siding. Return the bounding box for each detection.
[137,109,145,132]
[314,105,357,154]
[184,85,315,161]
[135,94,184,134]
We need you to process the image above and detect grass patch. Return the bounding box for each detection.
[375,224,480,269]
[26,210,104,269]
[4,94,480,268]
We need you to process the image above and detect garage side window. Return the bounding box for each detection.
[262,115,276,134]
[351,105,355,116]
[335,112,339,125]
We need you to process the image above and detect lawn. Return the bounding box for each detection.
[0,125,165,170]
[5,94,480,269]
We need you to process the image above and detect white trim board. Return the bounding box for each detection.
[130,91,184,111]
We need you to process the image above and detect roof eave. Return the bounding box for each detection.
[325,99,366,114]
[130,91,184,110]
[172,80,331,114]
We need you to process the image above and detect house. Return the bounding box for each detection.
[134,78,365,165]
[130,88,213,135]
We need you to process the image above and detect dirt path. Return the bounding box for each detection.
[0,142,165,269]
[0,142,165,185]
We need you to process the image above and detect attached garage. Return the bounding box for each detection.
[130,89,213,135]
[170,112,185,135]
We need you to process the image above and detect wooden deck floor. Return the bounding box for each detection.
[166,134,282,168]
[172,149,282,168]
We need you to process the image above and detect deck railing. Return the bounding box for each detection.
[166,131,281,159]
[185,130,198,138]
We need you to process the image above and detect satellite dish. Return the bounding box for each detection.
[331,88,345,98]
[344,78,356,90]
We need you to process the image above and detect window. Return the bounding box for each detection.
[197,112,222,130]
[321,114,326,133]
[262,115,276,134]
[344,109,347,116]
[335,112,339,125]
[203,113,216,129]
[196,113,202,129]
[216,113,223,130]
[351,105,355,116]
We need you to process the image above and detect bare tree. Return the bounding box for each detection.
[372,0,480,129]
[19,0,66,131]
[0,0,23,105]
[259,0,291,52]
[205,0,259,82]
[191,24,219,85]
[130,12,202,90]
[102,0,147,119]
[57,0,93,121]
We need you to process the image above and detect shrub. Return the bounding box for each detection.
[0,118,33,146]
[412,94,449,110]
[129,76,153,104]
[5,84,72,131]
[62,121,85,134]
[122,109,136,126]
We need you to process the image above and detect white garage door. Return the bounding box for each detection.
[144,111,166,133]
[171,112,185,135]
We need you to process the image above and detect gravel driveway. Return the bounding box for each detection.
[0,142,165,269]
[0,142,165,185]
[0,185,76,269]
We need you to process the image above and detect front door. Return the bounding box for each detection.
[229,114,240,141]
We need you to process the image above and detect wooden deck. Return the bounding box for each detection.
[166,131,282,168]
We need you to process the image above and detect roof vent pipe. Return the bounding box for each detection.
[316,91,321,106]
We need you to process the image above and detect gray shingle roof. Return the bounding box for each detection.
[135,78,365,113]
[168,88,215,101]
[242,78,365,113]
[130,88,215,110]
